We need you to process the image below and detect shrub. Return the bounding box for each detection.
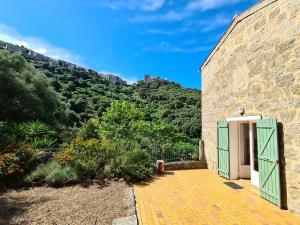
[18,121,57,149]
[0,122,24,150]
[0,122,12,149]
[52,137,154,182]
[53,138,115,179]
[99,101,144,143]
[121,148,154,182]
[27,148,53,169]
[0,146,33,180]
[102,141,154,181]
[21,120,50,140]
[25,161,78,184]
[173,141,198,160]
[31,137,56,149]
[77,118,100,140]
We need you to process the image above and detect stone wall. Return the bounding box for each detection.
[201,0,300,214]
[164,160,207,171]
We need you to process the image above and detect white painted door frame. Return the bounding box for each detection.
[226,115,261,187]
[226,115,261,122]
[249,123,259,187]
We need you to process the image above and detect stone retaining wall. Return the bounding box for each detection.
[164,160,207,171]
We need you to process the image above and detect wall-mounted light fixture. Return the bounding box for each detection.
[236,107,245,115]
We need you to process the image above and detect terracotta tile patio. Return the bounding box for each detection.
[134,169,300,225]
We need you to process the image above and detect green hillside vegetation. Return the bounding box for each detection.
[0,44,201,185]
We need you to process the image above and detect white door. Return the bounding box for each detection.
[250,123,259,187]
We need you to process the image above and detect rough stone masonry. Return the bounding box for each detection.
[201,0,300,214]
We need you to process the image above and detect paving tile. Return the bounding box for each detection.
[134,169,300,225]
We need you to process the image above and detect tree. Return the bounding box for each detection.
[99,101,143,144]
[0,50,62,124]
[134,120,176,156]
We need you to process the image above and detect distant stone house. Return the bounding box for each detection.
[200,0,300,214]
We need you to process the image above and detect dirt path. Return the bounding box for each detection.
[0,181,131,225]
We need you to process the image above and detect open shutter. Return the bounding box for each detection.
[217,121,230,179]
[257,119,281,207]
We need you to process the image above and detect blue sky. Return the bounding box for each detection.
[0,0,258,89]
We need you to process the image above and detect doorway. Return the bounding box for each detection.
[228,121,259,187]
[218,117,282,207]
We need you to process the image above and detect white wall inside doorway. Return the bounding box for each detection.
[227,116,261,187]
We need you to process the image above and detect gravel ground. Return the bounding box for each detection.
[0,181,131,225]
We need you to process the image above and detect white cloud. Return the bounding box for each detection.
[130,10,188,23]
[130,0,241,23]
[0,23,82,65]
[100,0,165,12]
[99,71,138,84]
[146,29,176,36]
[145,14,231,35]
[136,41,210,55]
[187,0,241,11]
[188,14,232,32]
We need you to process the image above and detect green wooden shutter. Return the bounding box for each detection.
[257,119,281,207]
[217,121,230,179]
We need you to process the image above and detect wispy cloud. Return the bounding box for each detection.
[130,0,242,23]
[130,10,188,23]
[145,14,231,35]
[99,0,165,12]
[187,14,232,32]
[146,29,177,36]
[130,10,189,23]
[99,71,138,84]
[136,41,210,55]
[0,23,82,65]
[186,0,241,11]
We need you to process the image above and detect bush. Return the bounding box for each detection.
[101,139,154,181]
[99,101,144,143]
[25,161,78,184]
[0,146,33,180]
[18,121,56,149]
[21,121,50,140]
[173,141,198,160]
[54,138,115,179]
[0,122,24,150]
[77,118,100,140]
[53,138,153,182]
[121,148,154,182]
[31,137,56,149]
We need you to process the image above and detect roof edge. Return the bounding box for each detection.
[200,0,278,72]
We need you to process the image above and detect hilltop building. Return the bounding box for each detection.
[144,74,166,83]
[98,73,127,84]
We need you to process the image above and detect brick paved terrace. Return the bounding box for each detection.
[134,170,300,225]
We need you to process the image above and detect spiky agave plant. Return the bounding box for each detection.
[31,136,56,149]
[21,120,50,140]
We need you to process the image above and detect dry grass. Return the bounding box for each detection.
[0,181,131,225]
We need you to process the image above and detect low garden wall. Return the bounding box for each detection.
[164,160,207,171]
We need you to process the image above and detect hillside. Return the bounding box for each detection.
[0,40,201,140]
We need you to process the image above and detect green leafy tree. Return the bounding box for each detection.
[0,50,62,124]
[77,118,100,140]
[99,101,144,144]
[134,121,176,154]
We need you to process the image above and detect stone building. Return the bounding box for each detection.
[144,74,153,83]
[98,73,127,84]
[200,0,300,214]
